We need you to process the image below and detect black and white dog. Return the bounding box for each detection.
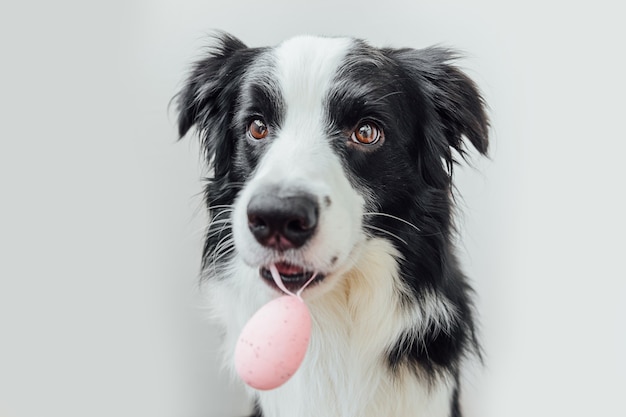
[176,32,488,417]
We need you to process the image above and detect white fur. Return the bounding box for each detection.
[203,36,456,417]
[232,36,364,285]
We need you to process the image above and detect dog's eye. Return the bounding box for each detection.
[248,119,269,140]
[351,122,383,145]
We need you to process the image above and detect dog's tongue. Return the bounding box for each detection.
[274,262,304,276]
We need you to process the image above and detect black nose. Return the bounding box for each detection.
[247,193,319,250]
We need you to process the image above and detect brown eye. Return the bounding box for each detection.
[248,119,269,140]
[351,121,383,145]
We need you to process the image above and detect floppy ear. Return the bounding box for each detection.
[389,47,489,165]
[175,33,248,177]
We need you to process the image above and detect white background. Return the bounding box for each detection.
[1,1,625,416]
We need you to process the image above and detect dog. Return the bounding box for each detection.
[176,32,488,417]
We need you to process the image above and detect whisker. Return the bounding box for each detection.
[207,218,232,226]
[215,238,235,254]
[205,208,233,225]
[210,236,235,276]
[206,219,232,235]
[207,210,233,229]
[212,239,235,262]
[208,232,234,259]
[370,90,404,104]
[201,179,246,189]
[206,223,233,238]
[207,249,235,279]
[209,212,232,224]
[212,231,234,250]
[363,212,422,233]
[212,217,233,244]
[190,215,231,240]
[206,205,235,211]
[363,224,407,245]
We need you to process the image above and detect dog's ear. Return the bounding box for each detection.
[175,33,248,176]
[388,47,489,165]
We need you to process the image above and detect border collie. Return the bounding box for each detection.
[176,32,488,417]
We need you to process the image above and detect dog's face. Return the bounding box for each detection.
[177,34,488,297]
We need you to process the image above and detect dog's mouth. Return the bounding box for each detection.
[260,262,325,293]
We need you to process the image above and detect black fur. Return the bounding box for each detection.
[176,34,268,271]
[177,33,488,416]
[326,42,487,381]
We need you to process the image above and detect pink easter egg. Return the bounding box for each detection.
[234,295,311,390]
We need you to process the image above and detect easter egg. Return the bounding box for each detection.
[234,295,311,390]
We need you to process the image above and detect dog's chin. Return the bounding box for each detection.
[259,262,326,294]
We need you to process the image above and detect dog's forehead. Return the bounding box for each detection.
[273,36,354,78]
[270,36,354,109]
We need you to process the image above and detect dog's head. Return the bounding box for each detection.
[177,33,488,296]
